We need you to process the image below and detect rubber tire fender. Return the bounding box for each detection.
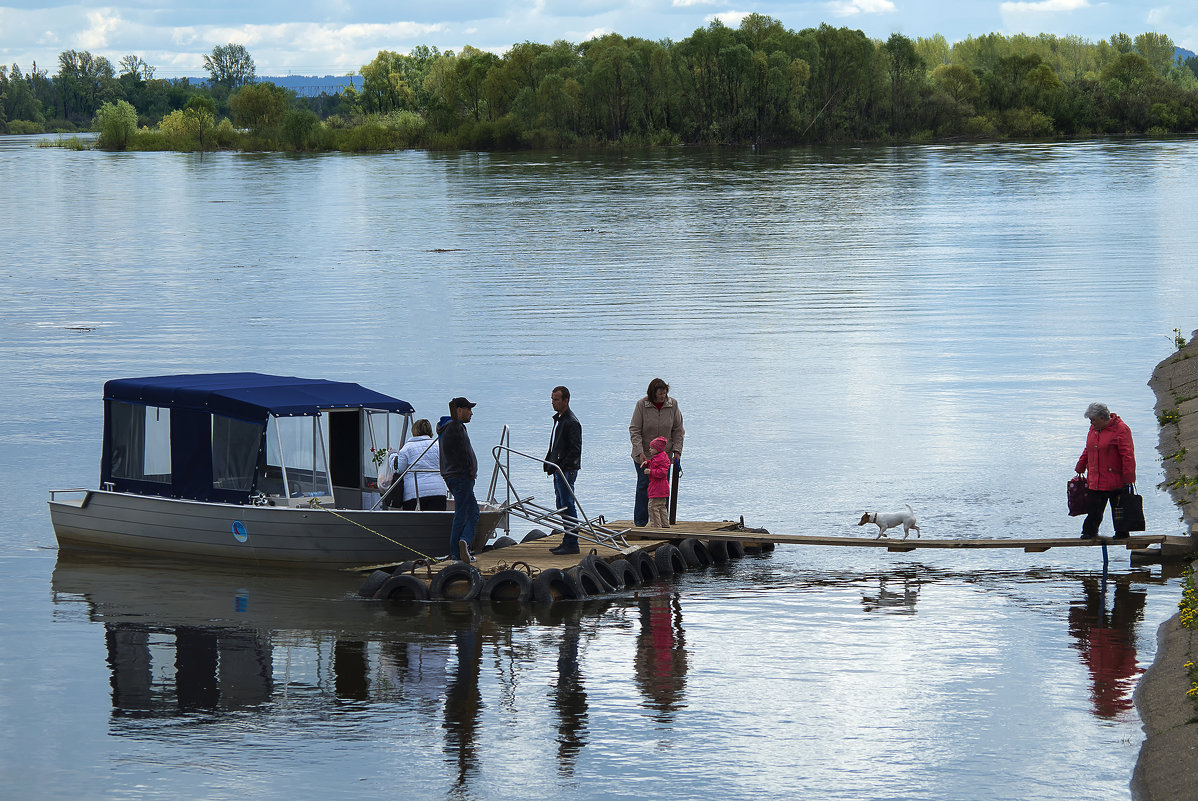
[358,569,393,598]
[522,529,549,543]
[678,538,712,569]
[629,550,660,583]
[487,536,517,551]
[480,569,533,603]
[429,563,483,601]
[581,554,621,591]
[373,573,430,602]
[705,539,732,563]
[568,562,608,596]
[532,568,583,603]
[725,540,746,559]
[607,558,640,589]
[654,543,687,576]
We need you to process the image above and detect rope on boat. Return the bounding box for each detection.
[306,498,438,562]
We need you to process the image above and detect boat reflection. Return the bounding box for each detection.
[51,553,688,781]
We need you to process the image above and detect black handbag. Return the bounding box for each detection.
[1112,485,1146,532]
[1067,475,1090,517]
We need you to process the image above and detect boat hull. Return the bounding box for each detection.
[49,490,501,568]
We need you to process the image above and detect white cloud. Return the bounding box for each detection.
[998,0,1090,13]
[673,0,718,6]
[704,11,750,27]
[1146,6,1170,25]
[827,0,897,18]
[79,9,122,49]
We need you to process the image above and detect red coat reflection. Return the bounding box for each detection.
[1068,576,1146,719]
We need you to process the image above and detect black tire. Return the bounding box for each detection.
[608,558,640,589]
[654,543,687,576]
[373,573,430,602]
[357,569,392,598]
[487,536,517,551]
[760,541,776,553]
[678,538,712,569]
[522,529,549,543]
[568,562,608,596]
[532,568,583,603]
[706,539,732,563]
[629,550,660,583]
[582,554,621,591]
[429,563,483,601]
[480,569,533,603]
[726,540,746,559]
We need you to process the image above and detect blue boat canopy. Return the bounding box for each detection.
[100,373,414,503]
[104,372,414,423]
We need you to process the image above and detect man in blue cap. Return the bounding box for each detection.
[440,396,479,561]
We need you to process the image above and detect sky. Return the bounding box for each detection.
[0,0,1194,79]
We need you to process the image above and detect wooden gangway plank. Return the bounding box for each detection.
[616,520,1168,553]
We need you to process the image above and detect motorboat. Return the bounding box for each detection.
[47,373,502,568]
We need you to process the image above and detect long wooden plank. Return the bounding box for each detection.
[613,520,1167,551]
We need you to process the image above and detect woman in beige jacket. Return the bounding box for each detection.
[629,378,685,526]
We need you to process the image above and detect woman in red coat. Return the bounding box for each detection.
[1075,402,1137,539]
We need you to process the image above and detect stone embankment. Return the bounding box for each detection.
[1133,330,1198,801]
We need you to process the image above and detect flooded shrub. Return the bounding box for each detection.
[338,121,398,152]
[8,120,44,134]
[95,100,138,150]
[380,110,426,147]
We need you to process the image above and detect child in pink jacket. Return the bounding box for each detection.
[644,436,672,528]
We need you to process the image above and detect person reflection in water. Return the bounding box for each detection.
[443,622,483,797]
[1067,575,1147,719]
[634,589,688,717]
[552,605,588,775]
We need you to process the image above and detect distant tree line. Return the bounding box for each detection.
[5,17,1198,152]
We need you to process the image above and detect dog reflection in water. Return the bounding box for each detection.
[861,574,922,613]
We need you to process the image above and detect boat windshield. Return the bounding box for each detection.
[262,415,332,499]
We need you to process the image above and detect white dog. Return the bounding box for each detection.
[858,505,921,540]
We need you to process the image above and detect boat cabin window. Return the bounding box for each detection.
[109,401,171,483]
[261,415,331,498]
[363,410,409,486]
[211,415,262,491]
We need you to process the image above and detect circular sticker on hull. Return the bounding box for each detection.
[232,520,249,543]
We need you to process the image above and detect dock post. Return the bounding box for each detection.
[1101,540,1109,572]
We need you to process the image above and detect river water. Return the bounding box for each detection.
[2,134,1197,800]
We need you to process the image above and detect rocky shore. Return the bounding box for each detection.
[1132,330,1198,801]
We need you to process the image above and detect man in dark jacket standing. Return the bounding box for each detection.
[440,397,480,561]
[546,385,583,555]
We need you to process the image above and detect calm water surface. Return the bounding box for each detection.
[2,135,1197,800]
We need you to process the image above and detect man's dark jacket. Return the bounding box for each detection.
[545,407,582,473]
[439,419,477,480]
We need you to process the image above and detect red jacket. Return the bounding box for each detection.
[645,451,672,498]
[1075,413,1136,491]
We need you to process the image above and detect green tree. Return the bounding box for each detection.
[1134,32,1176,76]
[881,33,925,135]
[55,50,115,122]
[204,44,256,90]
[2,64,45,123]
[94,99,137,149]
[281,107,319,149]
[118,55,154,80]
[229,81,289,137]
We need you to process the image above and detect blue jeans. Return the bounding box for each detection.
[633,459,650,527]
[553,469,579,546]
[445,475,480,558]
